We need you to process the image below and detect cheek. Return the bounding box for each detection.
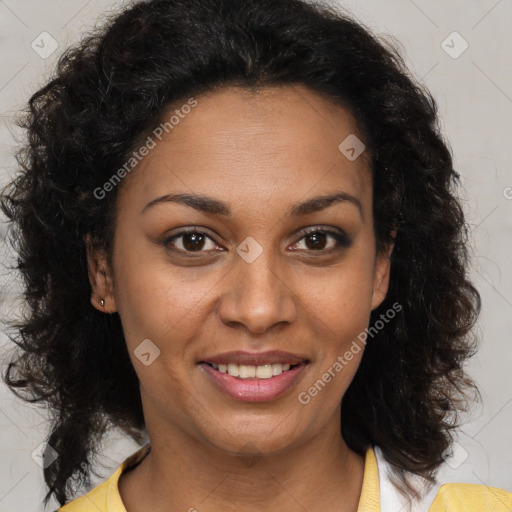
[110,241,213,350]
[296,250,376,396]
[302,254,376,332]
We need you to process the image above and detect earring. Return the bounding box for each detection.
[100,299,105,307]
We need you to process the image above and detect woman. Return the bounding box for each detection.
[2,0,510,510]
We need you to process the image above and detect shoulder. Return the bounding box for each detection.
[57,466,123,511]
[429,483,512,512]
[57,443,151,512]
[374,446,512,512]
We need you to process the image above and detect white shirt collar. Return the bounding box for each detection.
[374,445,442,512]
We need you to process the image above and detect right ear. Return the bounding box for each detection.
[84,234,117,313]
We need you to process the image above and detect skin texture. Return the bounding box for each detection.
[87,85,393,512]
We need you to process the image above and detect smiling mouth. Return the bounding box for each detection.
[200,362,303,379]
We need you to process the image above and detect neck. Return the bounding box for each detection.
[119,407,365,512]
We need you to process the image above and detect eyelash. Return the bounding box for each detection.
[162,227,352,256]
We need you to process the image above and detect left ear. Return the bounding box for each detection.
[370,232,395,311]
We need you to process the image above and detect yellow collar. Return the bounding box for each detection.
[357,446,380,512]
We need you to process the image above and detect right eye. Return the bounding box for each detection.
[163,230,223,254]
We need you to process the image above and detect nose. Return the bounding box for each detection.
[218,248,298,335]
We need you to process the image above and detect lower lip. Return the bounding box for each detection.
[198,363,308,402]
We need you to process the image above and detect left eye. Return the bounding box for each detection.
[289,229,350,252]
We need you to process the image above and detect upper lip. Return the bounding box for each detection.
[199,350,309,366]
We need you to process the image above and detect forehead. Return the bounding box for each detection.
[118,85,372,213]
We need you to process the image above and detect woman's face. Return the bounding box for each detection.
[89,85,392,457]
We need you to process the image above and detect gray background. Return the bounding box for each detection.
[1,0,511,510]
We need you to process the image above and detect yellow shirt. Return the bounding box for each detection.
[58,443,512,511]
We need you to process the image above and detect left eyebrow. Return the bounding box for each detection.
[141,190,363,218]
[288,191,363,218]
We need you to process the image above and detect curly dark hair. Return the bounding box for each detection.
[1,0,481,507]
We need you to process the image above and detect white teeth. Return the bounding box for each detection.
[227,363,239,377]
[255,364,273,379]
[239,365,256,378]
[209,362,296,379]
